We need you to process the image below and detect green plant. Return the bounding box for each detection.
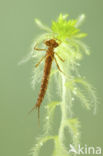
[23,14,97,156]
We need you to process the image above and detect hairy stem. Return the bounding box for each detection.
[58,74,72,146]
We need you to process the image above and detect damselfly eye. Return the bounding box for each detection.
[53,42,59,47]
[45,39,59,47]
[45,40,50,46]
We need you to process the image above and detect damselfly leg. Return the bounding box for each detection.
[34,44,46,67]
[34,43,46,51]
[55,53,65,62]
[35,55,46,67]
[54,57,63,73]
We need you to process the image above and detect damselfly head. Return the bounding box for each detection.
[45,39,59,48]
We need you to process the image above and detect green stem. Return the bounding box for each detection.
[58,74,72,147]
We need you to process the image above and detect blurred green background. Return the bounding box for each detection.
[0,0,103,156]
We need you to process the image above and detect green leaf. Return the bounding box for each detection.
[74,33,87,38]
[35,18,52,32]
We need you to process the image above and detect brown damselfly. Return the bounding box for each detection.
[30,39,64,121]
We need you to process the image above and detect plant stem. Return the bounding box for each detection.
[58,74,72,146]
